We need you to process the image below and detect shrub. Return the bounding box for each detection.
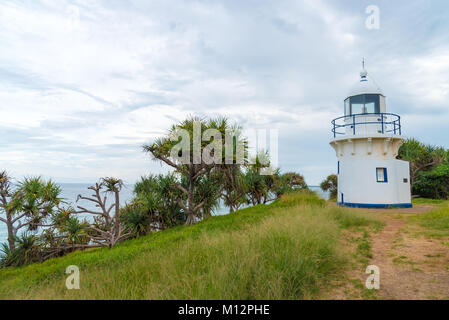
[122,174,187,237]
[320,174,338,199]
[414,164,449,199]
[0,233,42,267]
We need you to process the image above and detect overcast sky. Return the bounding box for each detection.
[0,0,448,185]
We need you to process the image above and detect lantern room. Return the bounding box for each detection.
[344,69,386,116]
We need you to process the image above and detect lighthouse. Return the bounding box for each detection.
[330,63,412,208]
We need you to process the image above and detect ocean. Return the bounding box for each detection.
[0,184,327,245]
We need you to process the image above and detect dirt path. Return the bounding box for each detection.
[370,208,449,299]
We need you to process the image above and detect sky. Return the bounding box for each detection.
[0,0,448,185]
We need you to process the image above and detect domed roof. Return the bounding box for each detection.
[346,69,384,98]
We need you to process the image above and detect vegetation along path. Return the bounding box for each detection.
[370,204,449,299]
[338,201,449,300]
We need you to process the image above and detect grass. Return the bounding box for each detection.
[409,207,449,238]
[357,233,373,259]
[323,207,383,231]
[412,198,449,206]
[0,190,381,300]
[409,198,449,237]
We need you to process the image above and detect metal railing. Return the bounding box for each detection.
[331,112,401,138]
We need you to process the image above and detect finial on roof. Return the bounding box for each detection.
[360,58,368,80]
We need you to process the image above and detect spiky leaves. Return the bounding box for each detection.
[143,117,248,225]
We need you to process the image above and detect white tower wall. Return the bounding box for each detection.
[329,67,412,208]
[338,159,411,206]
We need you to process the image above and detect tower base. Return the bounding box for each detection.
[338,202,412,209]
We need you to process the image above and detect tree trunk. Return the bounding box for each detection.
[225,193,235,213]
[256,192,262,205]
[186,212,196,225]
[6,211,16,252]
[114,190,120,238]
[186,179,196,225]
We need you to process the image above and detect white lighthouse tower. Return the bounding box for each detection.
[330,63,412,208]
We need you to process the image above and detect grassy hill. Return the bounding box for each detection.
[0,191,382,299]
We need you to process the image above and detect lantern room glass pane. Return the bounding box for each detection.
[348,94,381,115]
[365,101,375,113]
[364,94,380,113]
[344,98,350,115]
[350,95,364,114]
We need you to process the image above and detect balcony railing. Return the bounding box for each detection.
[331,112,401,138]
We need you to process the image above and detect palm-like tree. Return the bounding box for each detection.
[244,167,268,205]
[76,178,130,248]
[143,117,248,224]
[102,177,124,238]
[62,217,89,247]
[0,173,62,252]
[194,171,222,218]
[0,233,41,267]
[221,165,247,212]
[123,174,186,235]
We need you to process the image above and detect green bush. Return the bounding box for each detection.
[121,174,187,237]
[414,164,449,199]
[0,233,42,267]
[320,174,338,200]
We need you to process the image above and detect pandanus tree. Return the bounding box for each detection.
[0,233,42,267]
[221,165,247,212]
[121,173,186,236]
[38,208,91,260]
[143,117,247,225]
[218,128,249,212]
[244,151,273,205]
[0,171,62,252]
[75,177,130,248]
[243,152,306,205]
[193,171,223,218]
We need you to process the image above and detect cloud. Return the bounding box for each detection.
[0,0,448,184]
